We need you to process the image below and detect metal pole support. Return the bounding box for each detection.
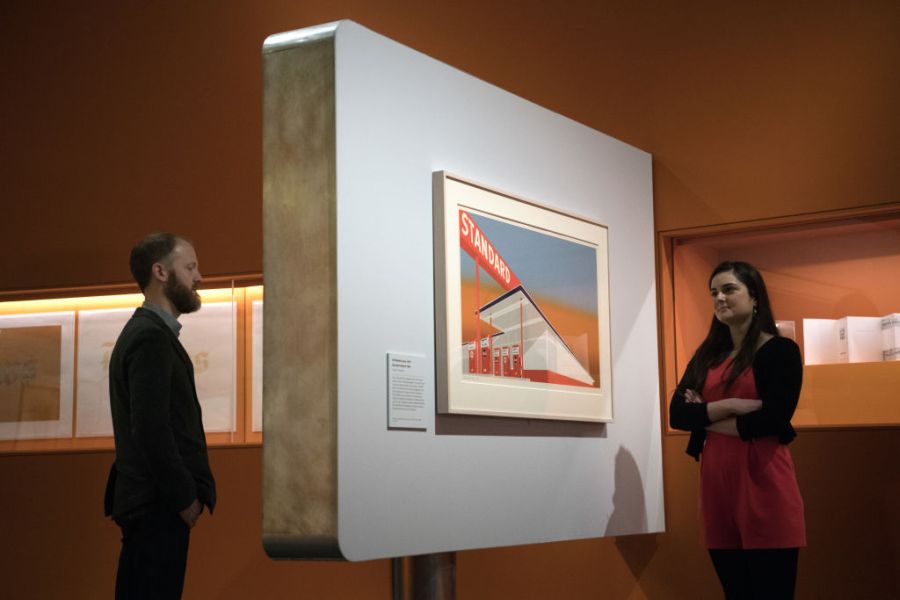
[392,553,456,600]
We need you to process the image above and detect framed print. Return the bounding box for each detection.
[77,301,238,436]
[251,299,263,432]
[180,301,238,433]
[75,307,133,437]
[434,172,612,421]
[0,312,75,440]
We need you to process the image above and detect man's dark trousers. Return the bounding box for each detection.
[115,509,190,599]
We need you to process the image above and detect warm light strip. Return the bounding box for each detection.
[0,287,244,315]
[245,285,264,301]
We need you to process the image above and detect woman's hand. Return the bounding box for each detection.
[684,389,703,403]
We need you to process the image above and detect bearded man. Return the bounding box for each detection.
[104,233,216,600]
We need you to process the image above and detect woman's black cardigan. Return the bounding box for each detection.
[669,336,803,460]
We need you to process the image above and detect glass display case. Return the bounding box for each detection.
[0,277,263,453]
[658,204,900,429]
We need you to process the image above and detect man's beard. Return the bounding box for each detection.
[164,276,201,314]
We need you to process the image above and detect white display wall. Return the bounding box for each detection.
[265,20,662,561]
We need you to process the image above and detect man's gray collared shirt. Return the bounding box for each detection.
[141,301,182,337]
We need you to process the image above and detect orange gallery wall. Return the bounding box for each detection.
[1,2,898,599]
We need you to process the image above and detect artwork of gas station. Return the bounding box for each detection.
[458,209,601,389]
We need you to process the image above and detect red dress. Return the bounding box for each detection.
[700,360,806,549]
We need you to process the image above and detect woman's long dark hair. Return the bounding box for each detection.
[682,261,779,393]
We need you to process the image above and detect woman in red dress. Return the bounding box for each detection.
[670,261,806,600]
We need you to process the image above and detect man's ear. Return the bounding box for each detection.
[150,262,169,283]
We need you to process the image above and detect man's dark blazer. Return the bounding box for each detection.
[104,307,216,520]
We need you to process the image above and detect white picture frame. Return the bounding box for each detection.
[0,312,75,440]
[434,172,613,422]
[251,300,263,432]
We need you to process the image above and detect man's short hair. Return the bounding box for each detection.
[129,232,187,291]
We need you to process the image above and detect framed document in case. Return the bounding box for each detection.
[0,312,75,440]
